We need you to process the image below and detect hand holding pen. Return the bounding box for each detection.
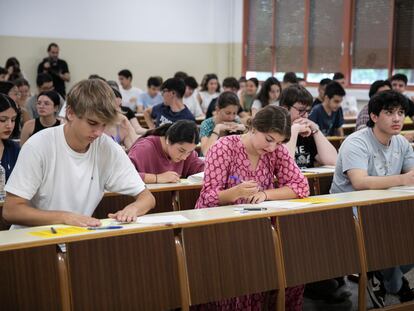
[229,175,259,199]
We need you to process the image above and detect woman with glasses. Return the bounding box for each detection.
[20,90,61,145]
[280,85,337,169]
[128,120,204,183]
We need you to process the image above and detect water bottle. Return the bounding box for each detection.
[0,162,6,202]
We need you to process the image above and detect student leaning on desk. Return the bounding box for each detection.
[128,120,204,184]
[3,79,155,228]
[195,105,309,310]
[331,90,414,307]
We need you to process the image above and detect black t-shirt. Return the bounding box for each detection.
[312,98,322,108]
[295,135,317,169]
[37,58,69,97]
[121,106,135,120]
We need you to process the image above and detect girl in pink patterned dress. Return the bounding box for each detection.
[195,105,309,311]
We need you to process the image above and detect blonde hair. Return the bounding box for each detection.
[66,79,118,124]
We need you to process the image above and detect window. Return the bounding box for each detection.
[351,0,391,84]
[393,0,414,84]
[308,0,344,82]
[245,0,273,80]
[243,0,414,88]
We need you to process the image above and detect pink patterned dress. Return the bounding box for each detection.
[194,135,309,311]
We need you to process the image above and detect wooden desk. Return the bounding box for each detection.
[1,190,414,310]
[327,136,346,151]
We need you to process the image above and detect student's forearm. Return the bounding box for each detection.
[218,188,240,205]
[129,189,155,215]
[351,175,404,190]
[4,199,72,226]
[263,186,298,200]
[285,130,299,158]
[313,131,337,166]
[143,173,157,184]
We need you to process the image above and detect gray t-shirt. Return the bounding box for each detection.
[330,127,414,193]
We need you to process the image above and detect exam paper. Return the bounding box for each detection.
[136,215,190,224]
[301,166,335,174]
[187,172,204,183]
[388,186,414,192]
[239,200,311,209]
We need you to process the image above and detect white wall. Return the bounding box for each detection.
[0,0,243,43]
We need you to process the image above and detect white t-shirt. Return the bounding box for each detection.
[183,93,204,118]
[198,91,219,114]
[120,86,143,112]
[341,95,358,116]
[5,125,145,226]
[251,99,279,111]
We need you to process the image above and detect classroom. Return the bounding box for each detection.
[0,0,414,310]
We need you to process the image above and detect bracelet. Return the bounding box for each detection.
[261,190,268,201]
[311,128,319,135]
[212,131,219,137]
[155,174,158,183]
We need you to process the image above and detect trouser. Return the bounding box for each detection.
[381,264,414,294]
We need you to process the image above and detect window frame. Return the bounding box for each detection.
[242,0,414,90]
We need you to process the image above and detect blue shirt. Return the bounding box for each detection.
[309,105,344,136]
[1,140,20,182]
[138,92,163,109]
[151,103,195,127]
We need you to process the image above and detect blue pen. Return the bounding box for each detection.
[87,226,123,230]
[229,175,243,183]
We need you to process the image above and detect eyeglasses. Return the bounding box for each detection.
[291,105,311,116]
[161,89,171,95]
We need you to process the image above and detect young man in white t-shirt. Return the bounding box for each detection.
[3,79,155,228]
[118,69,143,112]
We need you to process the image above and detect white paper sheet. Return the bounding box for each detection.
[136,215,190,224]
[238,200,311,209]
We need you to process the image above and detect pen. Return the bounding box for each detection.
[229,175,243,183]
[50,227,57,234]
[242,208,267,211]
[87,226,123,230]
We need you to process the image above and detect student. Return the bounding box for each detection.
[137,76,163,112]
[37,43,70,98]
[5,57,24,82]
[20,91,61,146]
[330,90,414,307]
[0,67,7,81]
[195,105,309,310]
[13,78,31,125]
[309,81,345,136]
[118,69,143,112]
[282,72,298,89]
[333,72,358,117]
[240,77,258,113]
[251,77,282,116]
[205,77,239,119]
[200,92,245,155]
[143,77,195,129]
[183,76,204,118]
[27,73,63,119]
[390,73,414,112]
[280,85,337,169]
[356,80,391,131]
[128,120,204,184]
[237,76,247,100]
[197,73,220,113]
[313,78,332,107]
[0,81,22,138]
[0,94,20,181]
[3,79,155,228]
[104,87,144,150]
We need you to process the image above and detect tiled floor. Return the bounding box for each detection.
[304,269,414,310]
